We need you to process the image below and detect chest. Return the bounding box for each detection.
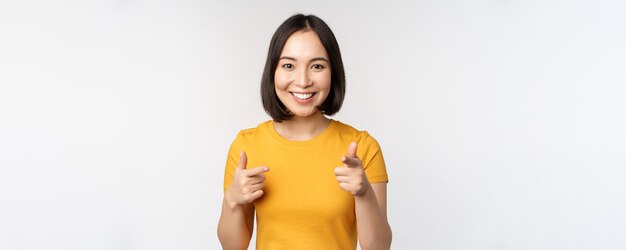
[246,145,355,219]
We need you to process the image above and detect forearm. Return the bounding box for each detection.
[217,197,252,250]
[354,184,392,250]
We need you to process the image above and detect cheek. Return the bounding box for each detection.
[314,72,332,91]
[274,72,290,90]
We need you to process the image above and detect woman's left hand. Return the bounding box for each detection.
[334,142,370,196]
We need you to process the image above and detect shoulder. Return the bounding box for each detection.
[235,120,272,138]
[333,120,381,149]
[334,120,386,176]
[230,120,273,146]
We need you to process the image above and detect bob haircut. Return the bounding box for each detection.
[261,14,346,122]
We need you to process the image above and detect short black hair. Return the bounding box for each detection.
[261,14,346,122]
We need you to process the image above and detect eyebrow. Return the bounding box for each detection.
[279,56,329,63]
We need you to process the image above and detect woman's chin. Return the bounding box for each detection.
[289,108,320,118]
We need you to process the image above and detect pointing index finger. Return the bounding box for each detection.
[342,155,361,168]
[346,142,358,158]
[246,166,269,176]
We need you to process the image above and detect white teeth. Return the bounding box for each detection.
[292,92,314,100]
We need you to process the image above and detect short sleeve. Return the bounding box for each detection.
[358,132,389,184]
[223,132,244,192]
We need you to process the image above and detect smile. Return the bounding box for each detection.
[291,92,316,100]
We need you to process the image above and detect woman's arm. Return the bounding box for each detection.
[335,142,392,249]
[355,182,392,250]
[217,197,254,250]
[218,152,269,250]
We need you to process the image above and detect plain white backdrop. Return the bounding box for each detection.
[1,1,625,249]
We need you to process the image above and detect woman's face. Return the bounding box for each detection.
[274,30,331,118]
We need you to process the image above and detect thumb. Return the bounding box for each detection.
[346,142,358,158]
[237,151,247,170]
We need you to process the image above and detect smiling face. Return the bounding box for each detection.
[274,30,331,118]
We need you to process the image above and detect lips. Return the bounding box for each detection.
[291,92,316,100]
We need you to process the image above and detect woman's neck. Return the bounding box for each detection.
[273,112,331,141]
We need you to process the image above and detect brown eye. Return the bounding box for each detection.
[282,64,294,70]
[312,64,326,70]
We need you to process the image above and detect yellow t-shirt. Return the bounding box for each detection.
[223,119,388,250]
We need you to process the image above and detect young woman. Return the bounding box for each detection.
[217,14,392,250]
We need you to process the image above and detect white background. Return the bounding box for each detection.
[1,1,625,249]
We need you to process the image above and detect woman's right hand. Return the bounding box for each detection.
[225,151,269,207]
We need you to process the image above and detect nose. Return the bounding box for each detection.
[294,68,313,88]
